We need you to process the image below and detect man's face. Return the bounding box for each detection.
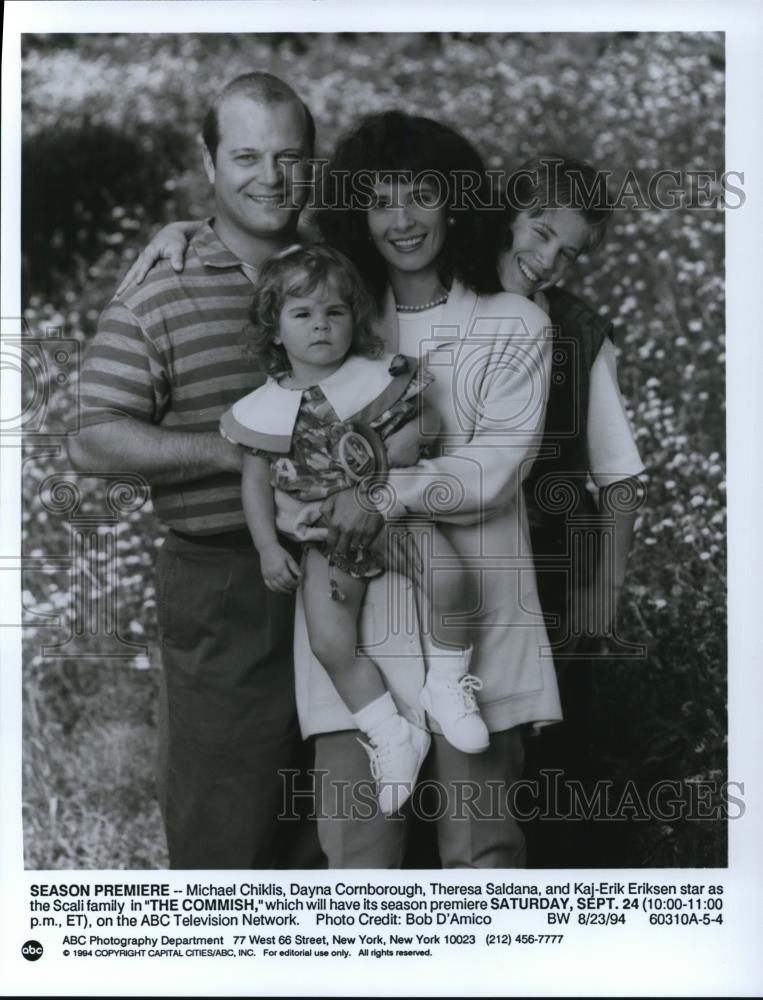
[203,96,311,242]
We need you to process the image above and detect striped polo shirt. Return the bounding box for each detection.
[80,222,265,533]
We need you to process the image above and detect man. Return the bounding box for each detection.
[68,72,333,868]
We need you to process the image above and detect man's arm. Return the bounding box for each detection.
[67,418,242,484]
[69,296,241,483]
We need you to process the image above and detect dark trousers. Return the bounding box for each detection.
[522,648,596,868]
[154,531,322,869]
[315,729,526,869]
[524,547,599,868]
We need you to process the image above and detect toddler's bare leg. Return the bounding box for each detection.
[302,548,386,713]
[303,549,431,814]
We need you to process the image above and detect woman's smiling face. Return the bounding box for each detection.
[499,208,593,296]
[366,177,448,280]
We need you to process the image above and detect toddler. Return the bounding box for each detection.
[221,245,489,814]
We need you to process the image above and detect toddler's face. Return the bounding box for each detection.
[276,277,354,371]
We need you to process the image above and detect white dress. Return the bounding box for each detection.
[294,280,562,738]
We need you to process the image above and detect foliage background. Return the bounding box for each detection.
[20,31,726,869]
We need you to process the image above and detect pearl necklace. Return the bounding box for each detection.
[395,292,449,313]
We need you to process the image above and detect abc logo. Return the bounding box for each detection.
[21,939,43,961]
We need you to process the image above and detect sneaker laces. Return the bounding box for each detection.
[357,737,382,783]
[435,673,483,717]
[357,724,409,786]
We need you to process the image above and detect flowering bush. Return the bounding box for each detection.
[20,31,726,868]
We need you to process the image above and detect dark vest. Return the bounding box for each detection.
[524,285,614,555]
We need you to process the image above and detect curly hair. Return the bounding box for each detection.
[313,110,504,308]
[246,244,384,376]
[502,154,612,254]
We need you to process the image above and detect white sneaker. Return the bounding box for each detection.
[420,672,490,753]
[358,716,431,815]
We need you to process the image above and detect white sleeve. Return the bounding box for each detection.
[588,338,646,487]
[385,320,552,524]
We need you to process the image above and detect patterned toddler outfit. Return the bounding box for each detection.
[220,353,432,577]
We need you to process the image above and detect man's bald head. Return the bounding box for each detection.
[202,71,315,164]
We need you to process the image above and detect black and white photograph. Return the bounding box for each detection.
[1,1,761,996]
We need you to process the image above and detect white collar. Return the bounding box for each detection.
[303,354,398,421]
[220,353,413,453]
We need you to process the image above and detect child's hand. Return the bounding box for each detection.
[259,545,302,593]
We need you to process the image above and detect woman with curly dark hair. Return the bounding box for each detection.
[284,110,558,868]
[312,109,505,307]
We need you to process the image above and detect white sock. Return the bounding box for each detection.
[352,691,400,740]
[421,636,472,678]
